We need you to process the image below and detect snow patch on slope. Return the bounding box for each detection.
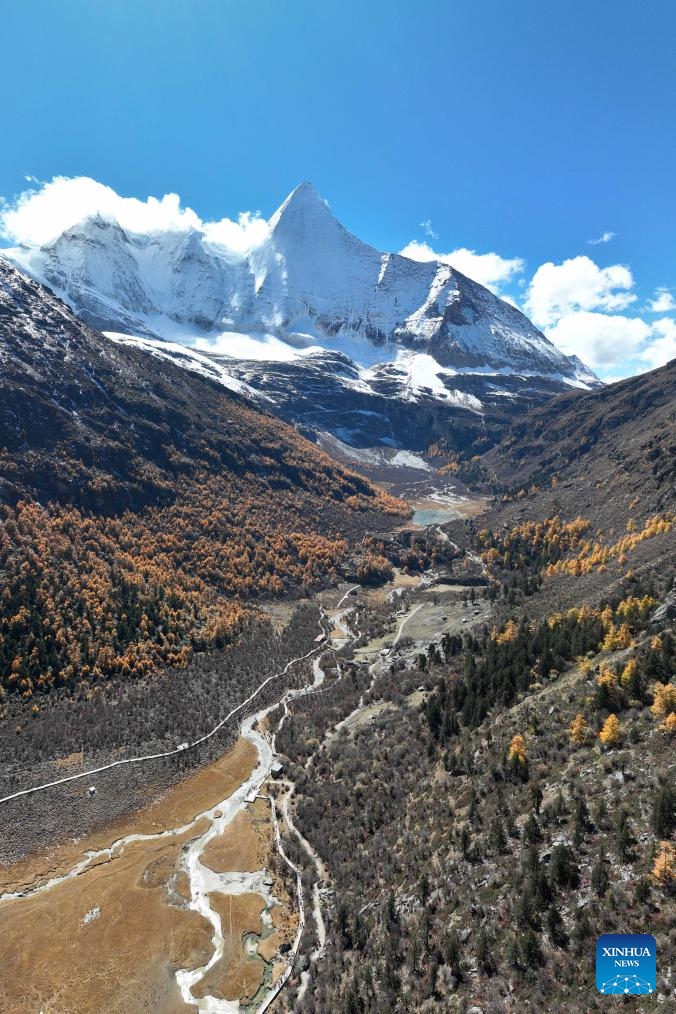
[104,332,265,401]
[362,352,484,411]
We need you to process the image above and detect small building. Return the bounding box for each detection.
[271,761,284,776]
[314,633,327,644]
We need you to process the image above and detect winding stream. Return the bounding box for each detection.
[0,626,333,1012]
[176,654,328,1011]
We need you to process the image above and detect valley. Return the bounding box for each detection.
[0,198,673,1014]
[0,518,491,1013]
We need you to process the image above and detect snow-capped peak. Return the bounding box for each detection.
[2,181,600,395]
[268,181,333,232]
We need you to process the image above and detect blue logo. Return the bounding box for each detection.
[596,934,656,995]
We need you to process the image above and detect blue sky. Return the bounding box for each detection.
[1,0,674,380]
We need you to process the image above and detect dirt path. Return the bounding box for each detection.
[393,602,424,644]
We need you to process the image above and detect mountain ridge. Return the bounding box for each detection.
[4,184,596,386]
[2,183,600,458]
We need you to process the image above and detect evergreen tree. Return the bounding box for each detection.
[547,902,568,947]
[476,928,495,975]
[651,782,675,836]
[591,845,609,897]
[521,929,544,967]
[489,816,508,855]
[445,929,462,980]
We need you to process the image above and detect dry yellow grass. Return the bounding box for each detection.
[0,739,305,1012]
[0,822,212,1014]
[200,803,263,876]
[192,892,267,1003]
[0,737,259,1012]
[0,737,257,896]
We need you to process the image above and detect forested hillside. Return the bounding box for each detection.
[270,360,676,1013]
[0,259,406,701]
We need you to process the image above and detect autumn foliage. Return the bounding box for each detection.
[507,734,527,766]
[598,713,622,747]
[569,713,589,745]
[651,841,675,887]
[0,443,406,697]
[477,513,673,579]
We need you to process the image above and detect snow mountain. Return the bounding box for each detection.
[3,183,600,456]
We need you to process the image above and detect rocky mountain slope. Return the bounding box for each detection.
[473,358,676,622]
[484,358,675,505]
[268,360,676,1013]
[0,258,407,700]
[3,183,600,454]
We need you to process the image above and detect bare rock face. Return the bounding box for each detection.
[652,580,676,624]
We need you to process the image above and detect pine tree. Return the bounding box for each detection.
[489,816,508,855]
[547,902,568,946]
[550,843,579,889]
[591,845,609,897]
[613,809,632,861]
[445,929,462,980]
[476,928,495,975]
[651,783,675,836]
[523,813,541,844]
[530,781,543,814]
[634,877,651,904]
[521,929,544,967]
[508,933,522,969]
[343,980,363,1014]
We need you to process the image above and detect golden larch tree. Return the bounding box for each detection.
[507,734,527,766]
[651,682,676,718]
[599,713,622,747]
[651,841,675,887]
[659,712,676,736]
[569,713,589,745]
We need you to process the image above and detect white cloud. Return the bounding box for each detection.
[0,175,269,256]
[588,231,616,245]
[524,255,636,327]
[399,240,524,294]
[648,287,676,313]
[420,219,437,239]
[544,311,650,366]
[544,310,675,378]
[202,211,270,255]
[524,255,674,379]
[641,317,676,368]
